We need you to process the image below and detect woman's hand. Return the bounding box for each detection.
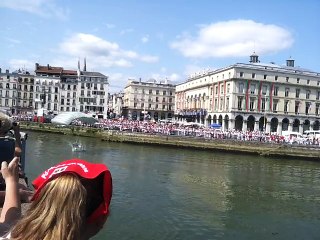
[1,157,19,183]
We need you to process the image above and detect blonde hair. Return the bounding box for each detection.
[11,174,87,240]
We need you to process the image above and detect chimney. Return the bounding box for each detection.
[47,64,50,69]
[35,63,39,70]
[0,68,1,73]
[6,69,9,74]
[286,57,295,67]
[83,57,87,71]
[249,51,259,63]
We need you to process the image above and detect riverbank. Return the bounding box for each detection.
[20,122,320,161]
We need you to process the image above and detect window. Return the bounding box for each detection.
[227,83,230,93]
[149,89,152,94]
[305,102,311,115]
[295,101,300,114]
[240,72,244,77]
[156,90,159,94]
[163,91,166,95]
[220,98,223,110]
[296,89,300,98]
[237,96,243,110]
[252,73,256,78]
[306,90,311,99]
[239,83,244,94]
[297,78,300,83]
[215,86,218,94]
[226,97,229,111]
[317,91,320,100]
[318,81,320,86]
[275,76,278,81]
[250,84,255,94]
[156,97,159,102]
[316,104,320,116]
[285,88,289,97]
[307,79,310,85]
[262,85,267,95]
[220,85,224,94]
[264,75,267,80]
[284,100,289,113]
[249,97,255,111]
[273,100,278,113]
[273,86,279,96]
[261,98,267,112]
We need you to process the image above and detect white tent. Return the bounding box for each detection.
[51,112,96,125]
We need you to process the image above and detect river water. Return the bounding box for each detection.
[24,131,320,240]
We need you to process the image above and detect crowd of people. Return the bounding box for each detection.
[0,111,113,239]
[10,113,320,146]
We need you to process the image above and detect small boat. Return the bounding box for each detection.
[72,142,85,152]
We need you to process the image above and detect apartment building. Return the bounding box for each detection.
[175,53,320,134]
[0,61,109,117]
[0,68,35,114]
[123,78,175,121]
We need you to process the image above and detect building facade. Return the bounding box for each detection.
[108,92,124,118]
[123,79,175,121]
[175,54,320,134]
[0,68,35,114]
[0,61,109,118]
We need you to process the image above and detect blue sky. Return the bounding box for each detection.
[1,0,319,93]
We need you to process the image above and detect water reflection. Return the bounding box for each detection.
[24,131,320,240]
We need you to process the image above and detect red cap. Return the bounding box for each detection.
[32,158,112,223]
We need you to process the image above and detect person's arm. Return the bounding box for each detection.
[0,157,21,224]
[11,123,22,158]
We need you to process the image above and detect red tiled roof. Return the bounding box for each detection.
[62,70,77,75]
[35,65,63,74]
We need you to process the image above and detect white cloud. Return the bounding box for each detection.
[141,35,149,43]
[120,28,134,35]
[168,73,180,82]
[108,72,127,93]
[170,19,294,58]
[105,23,116,29]
[5,37,21,44]
[58,33,158,69]
[8,59,34,71]
[0,0,69,20]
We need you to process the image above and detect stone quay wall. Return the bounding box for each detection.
[20,123,320,161]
